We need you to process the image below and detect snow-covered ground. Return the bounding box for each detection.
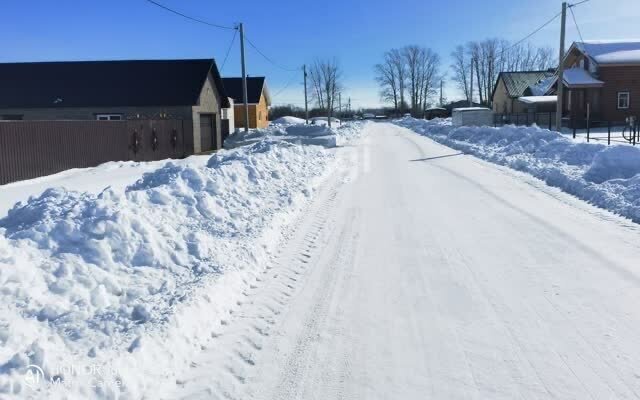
[396,117,640,223]
[0,157,211,219]
[0,122,365,399]
[172,123,640,399]
[225,121,354,149]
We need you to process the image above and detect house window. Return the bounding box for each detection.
[96,114,123,121]
[617,92,630,110]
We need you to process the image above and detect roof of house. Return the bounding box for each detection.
[222,77,271,105]
[563,67,605,88]
[445,100,483,111]
[575,40,640,65]
[494,71,556,99]
[0,59,229,109]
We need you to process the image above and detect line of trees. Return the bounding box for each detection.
[375,39,556,112]
[374,46,442,117]
[451,39,555,106]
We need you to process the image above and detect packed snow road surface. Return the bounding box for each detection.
[175,122,640,400]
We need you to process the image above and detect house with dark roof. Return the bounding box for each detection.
[0,59,230,153]
[537,40,640,127]
[491,71,556,114]
[222,77,271,129]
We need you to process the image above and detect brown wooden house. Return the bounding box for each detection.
[222,77,271,129]
[541,40,640,127]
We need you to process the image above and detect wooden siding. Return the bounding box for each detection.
[232,92,270,129]
[597,66,640,122]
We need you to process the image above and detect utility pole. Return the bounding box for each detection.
[556,2,568,132]
[440,80,444,106]
[303,64,309,124]
[239,23,250,133]
[469,57,474,108]
[338,93,342,119]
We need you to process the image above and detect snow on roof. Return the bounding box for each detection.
[529,76,557,96]
[426,107,446,111]
[577,40,640,65]
[518,96,557,104]
[563,67,604,88]
[452,107,491,112]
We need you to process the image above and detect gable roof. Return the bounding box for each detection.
[493,71,556,99]
[573,40,640,66]
[222,77,270,105]
[0,59,229,109]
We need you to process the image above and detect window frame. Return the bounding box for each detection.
[617,92,630,110]
[95,114,123,121]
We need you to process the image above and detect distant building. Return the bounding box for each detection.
[444,100,483,116]
[222,77,272,129]
[0,59,230,153]
[491,71,556,114]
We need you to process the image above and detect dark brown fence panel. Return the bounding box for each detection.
[0,119,191,185]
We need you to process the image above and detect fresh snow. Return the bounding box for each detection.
[271,116,306,125]
[171,122,640,399]
[577,40,640,65]
[396,117,640,223]
[563,67,604,87]
[0,121,365,399]
[518,95,557,104]
[4,120,640,400]
[225,122,357,149]
[0,157,211,219]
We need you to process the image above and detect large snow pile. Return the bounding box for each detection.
[225,120,363,149]
[271,116,306,125]
[0,124,364,398]
[396,118,640,223]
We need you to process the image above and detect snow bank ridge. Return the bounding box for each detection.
[396,118,640,223]
[0,131,355,398]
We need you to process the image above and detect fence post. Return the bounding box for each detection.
[608,121,611,146]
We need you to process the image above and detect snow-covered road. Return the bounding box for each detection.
[173,122,640,400]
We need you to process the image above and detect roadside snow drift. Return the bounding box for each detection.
[396,118,640,223]
[0,122,365,399]
[271,116,306,125]
[225,121,361,149]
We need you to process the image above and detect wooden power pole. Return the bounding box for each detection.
[239,23,250,133]
[556,2,568,132]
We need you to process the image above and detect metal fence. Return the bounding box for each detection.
[493,112,558,130]
[0,119,190,185]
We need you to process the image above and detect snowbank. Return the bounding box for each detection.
[225,121,363,149]
[396,118,640,223]
[271,116,306,125]
[0,123,365,398]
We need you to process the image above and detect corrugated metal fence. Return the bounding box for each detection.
[0,119,190,185]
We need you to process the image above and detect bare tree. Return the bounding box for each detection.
[309,59,342,128]
[451,45,471,102]
[389,48,407,114]
[451,39,557,107]
[374,52,400,115]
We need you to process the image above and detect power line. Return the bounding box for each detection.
[569,6,585,44]
[244,35,300,72]
[220,29,237,72]
[273,73,300,97]
[501,11,562,56]
[143,0,235,30]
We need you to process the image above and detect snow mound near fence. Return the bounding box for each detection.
[0,124,364,398]
[225,120,364,149]
[396,118,640,223]
[272,116,306,125]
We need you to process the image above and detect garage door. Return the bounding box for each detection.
[200,114,215,152]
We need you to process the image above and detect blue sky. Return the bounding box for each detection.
[1,0,638,108]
